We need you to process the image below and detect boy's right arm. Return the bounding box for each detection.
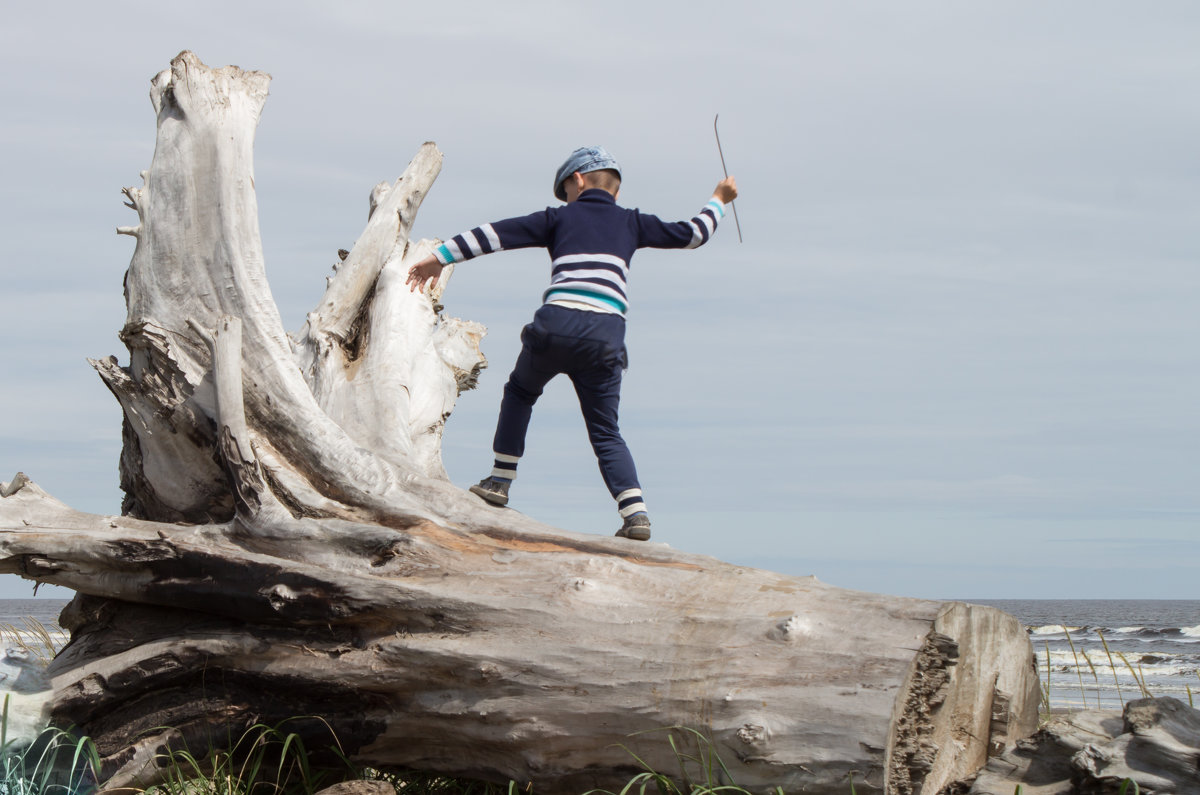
[406,254,444,292]
[406,209,555,292]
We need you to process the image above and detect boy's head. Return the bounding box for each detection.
[554,146,622,201]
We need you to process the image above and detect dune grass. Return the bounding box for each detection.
[581,726,784,795]
[0,620,64,666]
[1038,619,1198,714]
[0,694,99,795]
[1095,630,1124,704]
[146,718,353,795]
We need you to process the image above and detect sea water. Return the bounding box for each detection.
[1,598,1197,712]
[975,599,1200,710]
[0,599,69,694]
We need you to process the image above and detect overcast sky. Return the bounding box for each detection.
[2,2,1197,601]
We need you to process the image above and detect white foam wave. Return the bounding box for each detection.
[1038,648,1195,673]
[1030,624,1083,635]
[1182,624,1200,638]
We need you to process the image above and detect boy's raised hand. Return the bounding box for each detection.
[714,176,738,204]
[406,255,445,292]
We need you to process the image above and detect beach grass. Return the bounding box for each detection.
[580,726,784,795]
[0,620,64,665]
[1036,617,1198,712]
[1061,627,1090,709]
[0,694,99,795]
[148,718,353,795]
[1039,642,1052,716]
[1115,652,1153,699]
[1095,629,1124,704]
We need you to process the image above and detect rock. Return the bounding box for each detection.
[314,782,395,795]
[960,697,1200,795]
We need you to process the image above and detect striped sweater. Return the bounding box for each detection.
[433,189,726,316]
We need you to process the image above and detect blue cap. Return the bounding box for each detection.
[553,146,622,201]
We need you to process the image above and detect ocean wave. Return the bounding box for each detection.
[1082,625,1200,643]
[1036,653,1195,677]
[1029,624,1085,635]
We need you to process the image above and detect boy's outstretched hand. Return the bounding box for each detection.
[406,254,445,292]
[714,176,738,204]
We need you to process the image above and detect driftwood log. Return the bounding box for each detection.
[0,52,1041,795]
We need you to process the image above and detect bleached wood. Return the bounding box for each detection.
[0,52,1040,795]
[0,476,1038,794]
[103,52,476,524]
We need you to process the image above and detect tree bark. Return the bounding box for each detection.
[0,52,1040,795]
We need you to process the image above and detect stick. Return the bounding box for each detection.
[714,114,743,243]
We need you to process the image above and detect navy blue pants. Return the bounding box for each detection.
[490,304,647,517]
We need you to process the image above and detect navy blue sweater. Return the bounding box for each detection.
[434,189,726,316]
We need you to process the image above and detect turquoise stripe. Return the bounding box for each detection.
[707,199,725,218]
[545,288,627,314]
[436,243,455,264]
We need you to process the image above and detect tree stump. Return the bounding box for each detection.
[0,52,1040,794]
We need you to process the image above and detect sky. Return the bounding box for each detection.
[1,2,1197,601]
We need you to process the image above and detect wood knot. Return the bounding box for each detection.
[737,723,768,746]
[264,584,298,611]
[767,614,812,642]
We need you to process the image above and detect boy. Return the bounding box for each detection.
[407,146,738,541]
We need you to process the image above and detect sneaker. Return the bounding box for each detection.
[615,512,651,541]
[469,477,510,506]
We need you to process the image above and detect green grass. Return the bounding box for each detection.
[0,695,99,795]
[145,718,354,795]
[582,726,784,795]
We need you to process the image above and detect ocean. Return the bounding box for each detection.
[975,599,1200,710]
[2,598,1197,711]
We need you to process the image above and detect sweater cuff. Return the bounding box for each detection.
[707,197,727,218]
[435,243,457,265]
